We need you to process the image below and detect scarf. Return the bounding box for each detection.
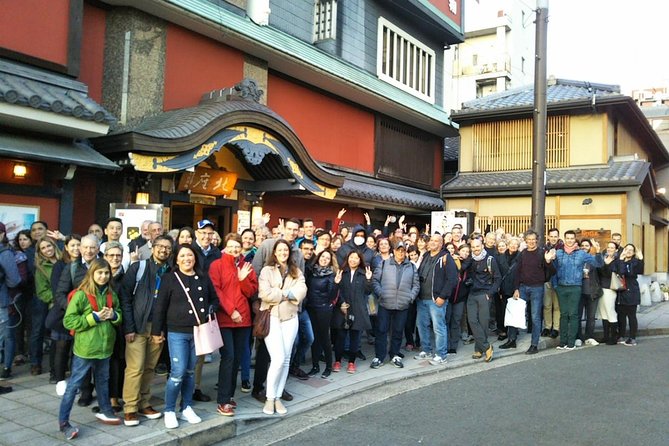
[311,265,333,277]
[563,243,578,254]
[472,248,488,262]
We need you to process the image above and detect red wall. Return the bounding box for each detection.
[0,0,70,66]
[163,25,245,110]
[72,174,97,235]
[267,75,375,174]
[78,3,106,102]
[0,194,60,235]
[262,196,367,231]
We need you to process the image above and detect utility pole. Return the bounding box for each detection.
[531,0,549,243]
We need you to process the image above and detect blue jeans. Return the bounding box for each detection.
[509,285,544,346]
[58,355,111,424]
[4,308,18,369]
[165,331,197,413]
[416,299,448,358]
[374,306,409,362]
[291,310,314,368]
[0,306,8,366]
[30,296,48,366]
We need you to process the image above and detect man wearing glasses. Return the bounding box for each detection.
[120,235,173,426]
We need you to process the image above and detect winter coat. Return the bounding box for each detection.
[611,258,644,306]
[0,243,21,307]
[305,265,336,312]
[258,265,307,322]
[432,253,459,302]
[336,225,375,267]
[210,253,258,329]
[332,267,372,331]
[468,253,502,296]
[581,262,603,299]
[372,257,419,311]
[120,258,170,335]
[35,259,55,306]
[191,242,222,273]
[453,257,473,304]
[497,251,520,297]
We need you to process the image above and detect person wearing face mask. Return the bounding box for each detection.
[335,225,375,268]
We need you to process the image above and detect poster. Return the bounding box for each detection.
[237,210,251,233]
[109,204,163,247]
[0,204,40,242]
[430,210,469,236]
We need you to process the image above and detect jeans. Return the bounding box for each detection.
[416,299,448,358]
[217,326,250,404]
[0,306,8,366]
[446,301,465,351]
[265,316,298,400]
[290,310,314,368]
[375,306,409,362]
[164,331,197,413]
[509,285,544,346]
[467,292,491,352]
[58,355,111,424]
[556,285,581,347]
[3,308,17,369]
[29,296,48,366]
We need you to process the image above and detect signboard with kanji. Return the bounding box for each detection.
[178,167,238,196]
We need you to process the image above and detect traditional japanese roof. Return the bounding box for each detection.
[444,136,460,161]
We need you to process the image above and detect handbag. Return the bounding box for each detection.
[610,273,627,291]
[252,299,271,339]
[174,272,224,356]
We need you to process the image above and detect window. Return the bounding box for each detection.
[313,0,337,42]
[475,215,558,238]
[377,17,436,103]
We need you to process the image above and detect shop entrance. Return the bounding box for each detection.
[170,201,233,235]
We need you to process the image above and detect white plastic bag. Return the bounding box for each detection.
[504,298,527,329]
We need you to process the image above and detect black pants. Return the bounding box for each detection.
[616,304,638,339]
[252,339,270,394]
[335,329,361,363]
[495,294,509,334]
[109,329,125,399]
[404,300,418,346]
[308,308,332,369]
[52,339,72,381]
[577,294,599,340]
[217,327,250,404]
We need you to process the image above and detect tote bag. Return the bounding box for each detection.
[504,298,527,329]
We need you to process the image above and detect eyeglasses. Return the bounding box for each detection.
[153,244,172,251]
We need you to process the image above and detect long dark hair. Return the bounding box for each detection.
[344,250,366,271]
[268,239,300,278]
[172,244,200,274]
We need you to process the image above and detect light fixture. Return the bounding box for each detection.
[582,198,593,206]
[251,203,264,227]
[658,187,667,195]
[13,163,27,179]
[135,192,150,204]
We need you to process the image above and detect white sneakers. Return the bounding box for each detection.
[164,411,178,429]
[263,399,275,415]
[413,351,433,360]
[584,338,599,346]
[180,406,201,424]
[274,399,287,415]
[56,380,67,396]
[428,355,447,365]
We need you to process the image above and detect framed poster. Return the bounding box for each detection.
[109,203,163,247]
[0,203,40,242]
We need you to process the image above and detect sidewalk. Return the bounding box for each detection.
[1,299,667,446]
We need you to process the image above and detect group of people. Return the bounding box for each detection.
[0,211,645,440]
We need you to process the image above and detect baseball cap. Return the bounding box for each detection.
[197,219,215,230]
[393,240,406,250]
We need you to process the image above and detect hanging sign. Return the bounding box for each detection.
[178,167,238,196]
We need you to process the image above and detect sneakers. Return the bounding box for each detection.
[428,355,447,365]
[584,338,599,346]
[499,340,516,350]
[347,362,356,374]
[463,335,475,345]
[404,344,415,352]
[624,338,637,346]
[180,406,202,424]
[413,351,434,360]
[0,367,11,380]
[564,345,576,351]
[370,358,383,369]
[484,345,494,362]
[526,345,539,355]
[138,406,162,419]
[60,422,79,440]
[617,338,626,345]
[164,411,178,429]
[192,389,211,402]
[217,403,235,417]
[274,399,287,415]
[391,356,404,368]
[575,339,583,347]
[289,367,309,380]
[333,361,342,372]
[0,385,12,394]
[540,328,551,337]
[447,349,457,355]
[124,412,140,426]
[263,399,275,415]
[556,345,566,350]
[472,351,483,359]
[321,368,332,378]
[307,366,320,377]
[95,412,122,425]
[241,380,252,393]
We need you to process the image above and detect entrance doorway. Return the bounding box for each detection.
[170,201,233,235]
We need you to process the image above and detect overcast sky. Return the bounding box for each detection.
[545,0,669,93]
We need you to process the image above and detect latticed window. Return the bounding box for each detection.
[472,116,570,171]
[377,17,435,103]
[313,0,337,42]
[475,215,558,238]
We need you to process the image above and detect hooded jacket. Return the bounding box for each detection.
[336,225,375,267]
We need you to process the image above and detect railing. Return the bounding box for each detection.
[475,215,558,238]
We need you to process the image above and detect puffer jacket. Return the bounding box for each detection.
[553,249,603,286]
[611,258,644,306]
[372,257,419,311]
[305,265,336,311]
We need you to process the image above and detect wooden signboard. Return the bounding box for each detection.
[178,167,237,196]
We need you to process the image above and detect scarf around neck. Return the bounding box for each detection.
[563,243,578,254]
[472,248,488,262]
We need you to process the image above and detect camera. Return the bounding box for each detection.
[343,313,355,330]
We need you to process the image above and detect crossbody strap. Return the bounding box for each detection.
[173,271,202,326]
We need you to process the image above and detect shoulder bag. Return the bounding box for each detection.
[610,272,627,291]
[252,298,271,338]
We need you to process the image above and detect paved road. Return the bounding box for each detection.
[236,337,669,446]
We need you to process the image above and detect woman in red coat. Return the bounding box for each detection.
[210,233,258,417]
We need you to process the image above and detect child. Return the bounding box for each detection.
[58,258,123,439]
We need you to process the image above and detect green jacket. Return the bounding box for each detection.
[34,259,55,306]
[63,287,122,359]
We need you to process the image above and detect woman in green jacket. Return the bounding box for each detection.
[34,237,61,381]
[58,258,123,440]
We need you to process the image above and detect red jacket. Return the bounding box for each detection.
[210,253,258,328]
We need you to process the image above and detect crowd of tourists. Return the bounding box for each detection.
[0,210,644,439]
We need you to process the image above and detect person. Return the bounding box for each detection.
[100,218,131,271]
[331,235,343,253]
[612,244,644,346]
[238,228,257,391]
[371,241,420,369]
[300,238,315,263]
[33,237,61,381]
[127,220,151,254]
[576,239,603,346]
[136,221,164,261]
[313,229,332,256]
[151,244,217,429]
[597,242,620,345]
[332,251,372,373]
[177,226,195,246]
[241,228,257,262]
[467,239,501,362]
[210,233,258,417]
[447,244,472,354]
[88,224,104,242]
[335,224,375,268]
[451,224,465,248]
[10,229,32,370]
[545,230,602,350]
[257,240,307,415]
[542,228,564,339]
[103,241,126,412]
[0,222,22,394]
[495,238,520,343]
[58,258,123,439]
[296,218,316,247]
[120,235,173,426]
[305,250,337,378]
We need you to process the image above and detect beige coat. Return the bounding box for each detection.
[258,265,307,321]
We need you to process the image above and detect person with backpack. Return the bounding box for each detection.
[58,258,123,439]
[0,222,22,393]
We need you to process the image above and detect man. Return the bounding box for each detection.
[290,235,315,379]
[611,233,623,247]
[545,230,602,350]
[296,218,316,247]
[335,224,375,267]
[414,235,458,365]
[451,224,465,248]
[136,221,163,261]
[467,239,501,363]
[100,218,131,271]
[543,228,564,338]
[300,238,315,262]
[120,235,173,426]
[30,220,48,242]
[88,223,104,242]
[128,220,151,253]
[503,230,554,354]
[0,222,22,394]
[371,241,420,369]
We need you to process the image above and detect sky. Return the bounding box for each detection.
[546,0,669,93]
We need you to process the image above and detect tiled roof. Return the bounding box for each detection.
[337,176,443,211]
[444,136,460,161]
[0,59,115,124]
[441,159,650,195]
[456,79,623,114]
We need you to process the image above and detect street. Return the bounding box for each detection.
[231,337,669,446]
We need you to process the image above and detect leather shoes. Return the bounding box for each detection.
[192,389,211,402]
[356,351,366,361]
[252,389,266,403]
[280,390,293,401]
[77,394,93,407]
[526,345,539,355]
[499,340,516,349]
[540,329,550,337]
[550,329,559,339]
[289,367,309,380]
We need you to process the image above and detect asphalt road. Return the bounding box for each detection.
[265,337,669,446]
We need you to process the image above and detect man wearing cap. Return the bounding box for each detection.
[370,240,419,369]
[0,222,21,394]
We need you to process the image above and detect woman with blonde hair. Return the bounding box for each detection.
[34,236,61,381]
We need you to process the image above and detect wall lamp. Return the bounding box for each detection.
[13,163,27,179]
[135,192,150,204]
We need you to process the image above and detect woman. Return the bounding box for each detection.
[416,234,429,258]
[371,237,392,271]
[450,245,474,351]
[151,244,217,428]
[257,240,307,416]
[612,244,644,346]
[597,242,620,345]
[177,226,195,246]
[34,237,61,381]
[241,228,257,262]
[49,235,81,394]
[331,235,344,253]
[332,251,372,374]
[210,233,258,417]
[103,241,126,411]
[305,250,337,378]
[577,239,603,346]
[11,229,33,368]
[58,258,122,439]
[365,235,377,251]
[496,238,520,343]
